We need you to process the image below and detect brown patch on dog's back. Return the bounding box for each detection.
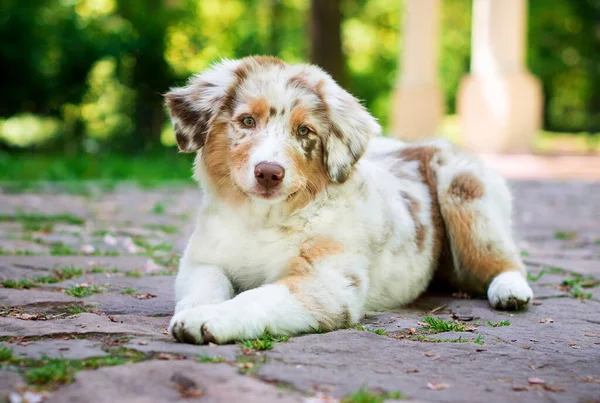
[449,173,484,201]
[398,147,449,263]
[400,190,427,252]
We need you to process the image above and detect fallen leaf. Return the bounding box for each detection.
[180,389,204,398]
[103,234,117,246]
[521,345,531,350]
[476,348,487,352]
[143,259,163,273]
[122,238,142,254]
[135,293,157,299]
[543,385,566,392]
[405,368,420,373]
[429,304,448,314]
[424,352,436,357]
[584,333,600,337]
[427,382,450,391]
[81,244,95,254]
[539,318,554,323]
[59,347,70,351]
[137,341,149,345]
[408,327,415,334]
[532,301,542,306]
[312,384,335,392]
[581,377,600,383]
[237,362,255,370]
[108,316,117,323]
[513,384,566,392]
[528,377,545,384]
[15,313,43,321]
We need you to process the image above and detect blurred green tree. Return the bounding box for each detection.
[0,0,598,153]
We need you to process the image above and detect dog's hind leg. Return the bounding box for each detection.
[436,155,533,310]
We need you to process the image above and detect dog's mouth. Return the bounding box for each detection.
[247,188,288,202]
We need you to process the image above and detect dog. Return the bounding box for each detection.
[164,56,533,345]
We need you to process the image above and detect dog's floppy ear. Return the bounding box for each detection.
[164,59,241,152]
[300,67,381,183]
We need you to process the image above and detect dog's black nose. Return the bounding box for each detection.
[254,162,285,190]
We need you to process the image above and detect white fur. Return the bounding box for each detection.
[487,271,533,309]
[166,59,532,344]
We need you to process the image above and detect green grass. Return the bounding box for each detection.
[54,267,84,280]
[239,331,290,351]
[122,288,137,295]
[0,152,195,182]
[90,267,106,274]
[144,224,178,234]
[0,346,146,389]
[49,243,78,256]
[422,315,467,333]
[474,334,485,345]
[408,334,471,343]
[555,231,577,240]
[34,276,60,284]
[24,357,76,386]
[0,212,84,226]
[486,320,510,327]
[196,355,226,363]
[65,305,93,314]
[527,269,546,282]
[0,279,37,289]
[132,237,173,255]
[152,202,166,215]
[124,271,143,278]
[342,387,407,403]
[350,324,388,336]
[64,284,101,297]
[0,345,14,361]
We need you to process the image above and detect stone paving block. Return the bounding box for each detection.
[1,339,109,360]
[122,339,239,361]
[0,313,170,339]
[0,181,598,402]
[46,360,302,403]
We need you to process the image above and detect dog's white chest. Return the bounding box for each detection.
[188,211,299,291]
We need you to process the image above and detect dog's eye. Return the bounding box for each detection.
[298,126,310,136]
[241,117,255,128]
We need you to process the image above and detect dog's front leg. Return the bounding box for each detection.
[169,254,368,344]
[173,256,235,314]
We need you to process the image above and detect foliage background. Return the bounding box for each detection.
[0,0,598,161]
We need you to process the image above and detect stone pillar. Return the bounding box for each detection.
[391,0,444,141]
[458,0,542,153]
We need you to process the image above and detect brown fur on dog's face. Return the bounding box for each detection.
[164,56,380,210]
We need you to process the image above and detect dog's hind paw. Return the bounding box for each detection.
[487,271,533,310]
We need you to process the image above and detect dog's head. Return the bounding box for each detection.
[165,56,380,210]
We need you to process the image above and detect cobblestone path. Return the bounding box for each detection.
[1,181,599,402]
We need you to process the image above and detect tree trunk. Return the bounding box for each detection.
[309,0,346,87]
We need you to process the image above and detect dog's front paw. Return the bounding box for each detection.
[487,271,533,310]
[168,308,221,345]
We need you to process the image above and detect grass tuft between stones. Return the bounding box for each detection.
[238,331,290,351]
[422,315,467,333]
[64,284,102,297]
[342,386,407,402]
[0,346,146,390]
[486,320,510,327]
